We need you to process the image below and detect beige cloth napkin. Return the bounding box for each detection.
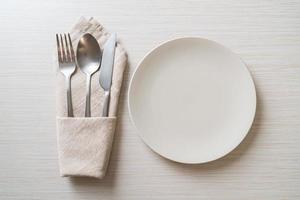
[56,17,127,179]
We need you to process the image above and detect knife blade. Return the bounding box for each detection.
[99,33,117,116]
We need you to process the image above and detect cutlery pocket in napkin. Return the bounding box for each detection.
[56,117,116,179]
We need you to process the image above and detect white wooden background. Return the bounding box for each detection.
[0,0,299,199]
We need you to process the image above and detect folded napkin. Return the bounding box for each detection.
[56,17,127,179]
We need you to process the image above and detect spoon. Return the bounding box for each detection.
[76,33,102,117]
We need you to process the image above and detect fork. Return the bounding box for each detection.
[56,33,76,117]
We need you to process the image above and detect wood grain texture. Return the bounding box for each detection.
[0,0,299,199]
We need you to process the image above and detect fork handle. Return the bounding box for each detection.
[66,77,74,117]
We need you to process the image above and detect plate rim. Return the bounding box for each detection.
[128,36,257,164]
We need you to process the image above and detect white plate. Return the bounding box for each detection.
[128,37,256,164]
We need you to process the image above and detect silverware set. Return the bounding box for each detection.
[56,33,117,117]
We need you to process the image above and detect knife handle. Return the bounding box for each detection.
[102,90,110,117]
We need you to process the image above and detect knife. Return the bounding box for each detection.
[99,33,117,117]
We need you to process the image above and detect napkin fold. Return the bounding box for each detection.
[56,17,127,179]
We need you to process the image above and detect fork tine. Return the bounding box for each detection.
[68,33,75,62]
[56,34,62,63]
[64,33,71,62]
[60,34,66,62]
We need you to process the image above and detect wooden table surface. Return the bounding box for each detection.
[0,0,299,199]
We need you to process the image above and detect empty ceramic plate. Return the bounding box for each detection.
[128,37,256,164]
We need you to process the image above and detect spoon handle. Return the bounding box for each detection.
[85,75,91,117]
[102,90,110,117]
[66,76,74,117]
